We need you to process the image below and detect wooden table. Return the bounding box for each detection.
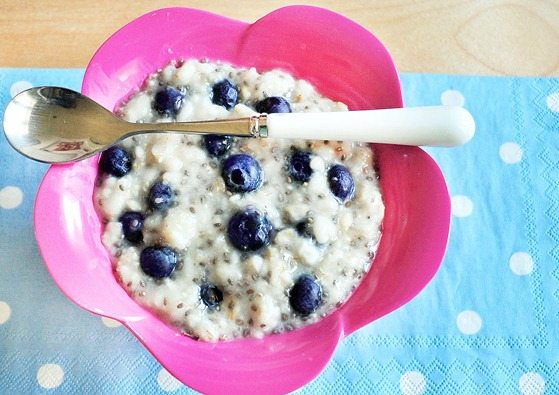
[1,1,557,76]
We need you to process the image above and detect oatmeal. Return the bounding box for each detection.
[94,59,384,341]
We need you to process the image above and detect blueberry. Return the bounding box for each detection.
[99,146,131,177]
[295,219,313,239]
[227,208,273,252]
[222,154,263,193]
[148,182,174,210]
[200,283,224,309]
[153,86,185,117]
[255,96,292,114]
[118,211,144,243]
[327,164,355,203]
[289,274,322,316]
[140,246,177,278]
[211,80,238,110]
[289,151,313,182]
[203,135,234,157]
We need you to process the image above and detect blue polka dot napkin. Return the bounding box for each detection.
[1,69,558,394]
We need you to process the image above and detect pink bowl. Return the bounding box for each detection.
[34,6,450,394]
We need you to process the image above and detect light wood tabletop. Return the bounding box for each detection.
[1,1,558,76]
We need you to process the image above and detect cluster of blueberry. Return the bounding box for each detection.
[100,80,356,317]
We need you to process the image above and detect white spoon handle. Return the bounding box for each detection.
[267,105,475,147]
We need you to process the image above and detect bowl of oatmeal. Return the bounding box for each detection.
[34,6,451,394]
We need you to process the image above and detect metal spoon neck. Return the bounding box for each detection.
[124,114,269,138]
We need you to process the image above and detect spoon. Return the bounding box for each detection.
[3,86,475,163]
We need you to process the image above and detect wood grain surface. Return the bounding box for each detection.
[1,0,558,76]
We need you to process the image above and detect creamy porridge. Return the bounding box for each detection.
[94,59,384,341]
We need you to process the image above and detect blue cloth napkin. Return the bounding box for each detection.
[1,68,558,394]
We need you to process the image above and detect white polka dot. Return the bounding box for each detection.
[451,195,473,217]
[499,142,523,164]
[101,316,122,328]
[157,368,182,392]
[519,372,545,395]
[456,310,482,335]
[546,92,559,112]
[441,90,465,107]
[37,363,64,389]
[0,186,23,209]
[0,301,11,324]
[509,252,534,276]
[399,371,427,395]
[10,80,33,98]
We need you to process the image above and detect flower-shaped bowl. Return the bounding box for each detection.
[34,6,451,394]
